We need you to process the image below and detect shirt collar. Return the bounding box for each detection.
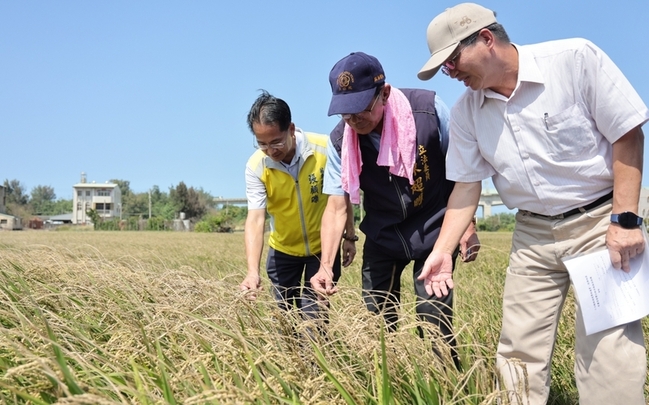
[479,43,545,107]
[516,44,544,85]
[294,127,310,163]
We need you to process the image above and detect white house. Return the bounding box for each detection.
[72,173,122,225]
[0,213,22,230]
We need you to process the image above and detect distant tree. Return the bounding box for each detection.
[169,182,207,219]
[194,187,216,214]
[6,205,31,224]
[30,185,56,214]
[186,187,207,218]
[51,199,73,215]
[218,205,247,223]
[109,179,132,198]
[126,192,150,218]
[110,179,142,217]
[150,185,164,205]
[3,179,29,205]
[170,181,189,216]
[150,185,175,220]
[476,213,516,232]
[86,208,101,229]
[154,200,176,220]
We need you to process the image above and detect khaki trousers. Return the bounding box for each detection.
[496,202,646,404]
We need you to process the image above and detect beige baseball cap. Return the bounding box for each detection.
[418,3,497,81]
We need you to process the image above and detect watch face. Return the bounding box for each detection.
[619,212,642,228]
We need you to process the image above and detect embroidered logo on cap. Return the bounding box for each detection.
[337,71,354,91]
[459,16,472,26]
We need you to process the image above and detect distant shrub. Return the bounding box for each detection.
[147,216,167,231]
[194,221,212,233]
[194,213,233,233]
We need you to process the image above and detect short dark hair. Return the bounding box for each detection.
[461,22,510,47]
[246,90,292,133]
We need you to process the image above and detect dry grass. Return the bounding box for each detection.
[0,230,646,404]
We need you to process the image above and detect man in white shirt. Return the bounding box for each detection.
[416,3,647,404]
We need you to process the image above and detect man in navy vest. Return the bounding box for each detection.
[310,52,479,367]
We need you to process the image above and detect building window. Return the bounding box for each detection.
[0,219,6,225]
[77,190,82,197]
[86,191,91,197]
[97,189,111,197]
[105,203,112,210]
[77,202,82,210]
[96,203,104,210]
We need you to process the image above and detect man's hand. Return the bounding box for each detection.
[606,225,645,272]
[418,252,455,298]
[459,225,480,263]
[342,239,357,267]
[240,273,261,300]
[310,267,338,296]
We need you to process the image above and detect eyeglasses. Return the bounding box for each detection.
[339,91,382,120]
[441,46,466,76]
[255,130,289,150]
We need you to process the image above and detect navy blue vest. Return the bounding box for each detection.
[331,88,454,260]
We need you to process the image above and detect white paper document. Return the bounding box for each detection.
[562,240,649,335]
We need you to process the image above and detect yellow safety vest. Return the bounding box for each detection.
[247,132,329,256]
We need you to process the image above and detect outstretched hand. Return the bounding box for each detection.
[239,274,261,300]
[310,267,338,296]
[418,252,455,298]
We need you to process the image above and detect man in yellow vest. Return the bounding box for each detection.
[240,90,355,321]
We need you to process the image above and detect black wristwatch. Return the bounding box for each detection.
[342,232,359,242]
[610,212,643,229]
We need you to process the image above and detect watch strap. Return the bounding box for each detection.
[342,232,359,241]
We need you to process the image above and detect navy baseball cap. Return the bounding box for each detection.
[327,52,385,116]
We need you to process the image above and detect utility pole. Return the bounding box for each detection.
[148,189,152,219]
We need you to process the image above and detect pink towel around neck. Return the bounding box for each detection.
[341,87,417,204]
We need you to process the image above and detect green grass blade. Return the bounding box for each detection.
[311,343,357,405]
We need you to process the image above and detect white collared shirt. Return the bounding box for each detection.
[447,38,649,215]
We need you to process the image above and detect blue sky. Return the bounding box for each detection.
[2,1,648,203]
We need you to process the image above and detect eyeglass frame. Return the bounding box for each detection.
[440,47,466,76]
[338,87,383,121]
[254,129,290,150]
[440,31,481,76]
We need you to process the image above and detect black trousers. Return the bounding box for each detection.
[266,247,341,320]
[361,238,459,367]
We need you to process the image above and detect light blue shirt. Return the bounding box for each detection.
[323,96,450,196]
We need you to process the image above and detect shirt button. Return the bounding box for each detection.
[522,153,529,159]
[513,126,520,132]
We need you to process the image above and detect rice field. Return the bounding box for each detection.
[0,230,646,404]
